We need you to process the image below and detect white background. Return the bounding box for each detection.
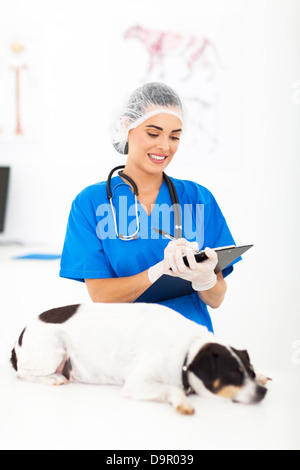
[0,0,299,377]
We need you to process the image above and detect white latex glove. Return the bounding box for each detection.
[148,239,218,292]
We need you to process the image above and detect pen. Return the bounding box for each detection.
[153,227,176,240]
[153,227,200,255]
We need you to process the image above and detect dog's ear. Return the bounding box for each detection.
[231,347,250,364]
[231,347,256,378]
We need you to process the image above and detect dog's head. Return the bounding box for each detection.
[187,343,267,404]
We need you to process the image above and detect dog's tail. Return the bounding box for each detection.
[10,348,18,371]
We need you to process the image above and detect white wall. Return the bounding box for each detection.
[0,0,299,372]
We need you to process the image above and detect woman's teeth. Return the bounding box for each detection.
[148,154,167,161]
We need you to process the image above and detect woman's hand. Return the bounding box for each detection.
[148,239,218,291]
[169,244,218,292]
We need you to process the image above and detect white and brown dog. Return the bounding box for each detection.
[11,303,269,414]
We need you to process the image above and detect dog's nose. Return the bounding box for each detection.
[254,385,267,403]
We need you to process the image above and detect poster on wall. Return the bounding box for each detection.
[108,15,244,170]
[0,25,44,144]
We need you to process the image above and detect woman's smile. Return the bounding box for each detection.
[147,153,168,164]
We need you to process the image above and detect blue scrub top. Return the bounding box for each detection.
[60,176,240,333]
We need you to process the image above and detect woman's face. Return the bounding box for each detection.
[127,112,182,176]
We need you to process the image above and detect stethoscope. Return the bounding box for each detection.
[106,165,182,241]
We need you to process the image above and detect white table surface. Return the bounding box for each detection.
[0,245,299,450]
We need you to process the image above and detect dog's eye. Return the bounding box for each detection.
[229,368,244,384]
[248,364,256,378]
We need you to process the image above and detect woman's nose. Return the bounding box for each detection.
[157,135,169,152]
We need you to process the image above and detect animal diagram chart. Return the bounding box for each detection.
[112,24,241,168]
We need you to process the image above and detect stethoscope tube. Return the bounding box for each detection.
[162,172,182,239]
[107,165,182,240]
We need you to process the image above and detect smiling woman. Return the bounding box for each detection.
[125,113,182,187]
[60,82,240,332]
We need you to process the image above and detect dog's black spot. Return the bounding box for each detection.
[39,304,80,324]
[62,358,72,381]
[10,348,18,371]
[10,327,26,371]
[18,328,26,346]
[189,343,245,393]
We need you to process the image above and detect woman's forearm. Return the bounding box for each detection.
[197,272,227,309]
[86,269,227,307]
[85,269,152,303]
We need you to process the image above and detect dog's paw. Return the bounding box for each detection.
[44,374,69,386]
[176,403,195,415]
[255,373,272,386]
[16,371,70,385]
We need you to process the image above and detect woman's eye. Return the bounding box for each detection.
[147,133,159,138]
[170,136,180,141]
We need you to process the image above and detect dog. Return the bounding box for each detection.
[10,303,268,414]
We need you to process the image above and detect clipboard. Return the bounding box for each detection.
[134,244,253,304]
